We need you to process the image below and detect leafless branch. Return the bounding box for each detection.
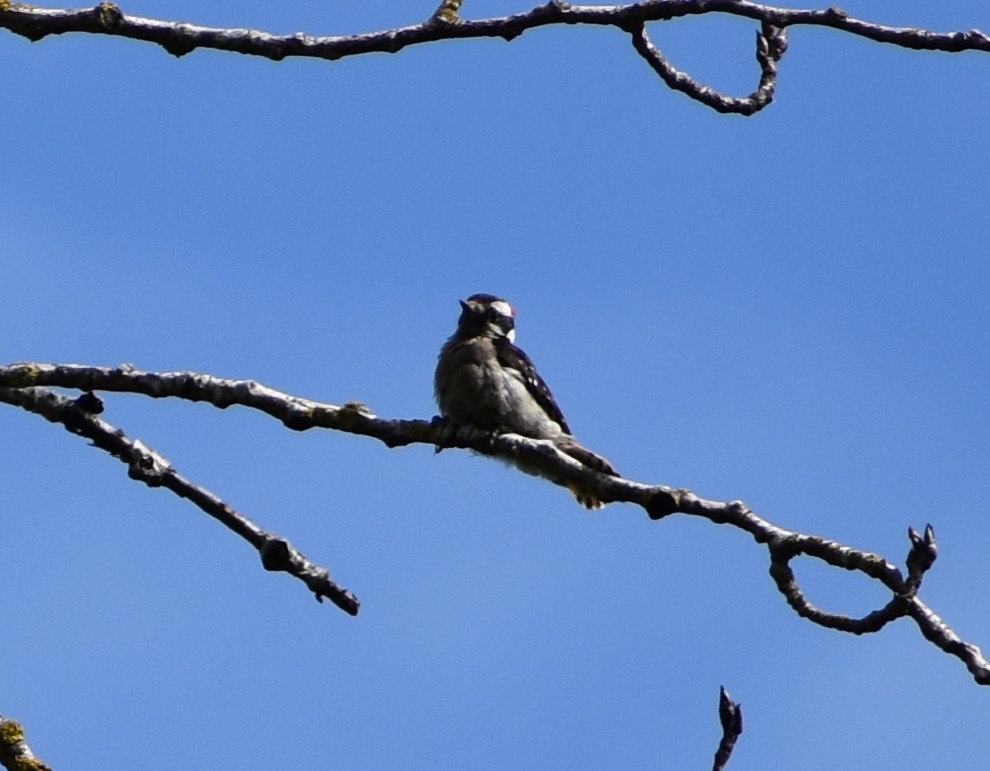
[712,686,743,771]
[1,362,987,683]
[0,382,359,615]
[0,2,987,115]
[0,716,52,771]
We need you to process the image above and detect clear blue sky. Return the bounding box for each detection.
[3,2,989,768]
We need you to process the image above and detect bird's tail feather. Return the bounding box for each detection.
[554,435,618,509]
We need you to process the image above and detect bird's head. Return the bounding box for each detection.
[457,293,516,342]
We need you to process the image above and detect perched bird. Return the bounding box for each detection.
[434,293,618,507]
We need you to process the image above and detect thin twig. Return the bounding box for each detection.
[712,686,743,771]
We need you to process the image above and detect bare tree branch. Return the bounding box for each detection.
[0,2,987,115]
[0,716,52,771]
[0,383,359,615]
[1,362,987,683]
[712,686,742,771]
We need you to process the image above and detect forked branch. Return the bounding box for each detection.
[1,362,987,685]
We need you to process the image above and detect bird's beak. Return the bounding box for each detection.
[459,299,470,312]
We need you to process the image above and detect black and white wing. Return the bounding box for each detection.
[493,336,572,435]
